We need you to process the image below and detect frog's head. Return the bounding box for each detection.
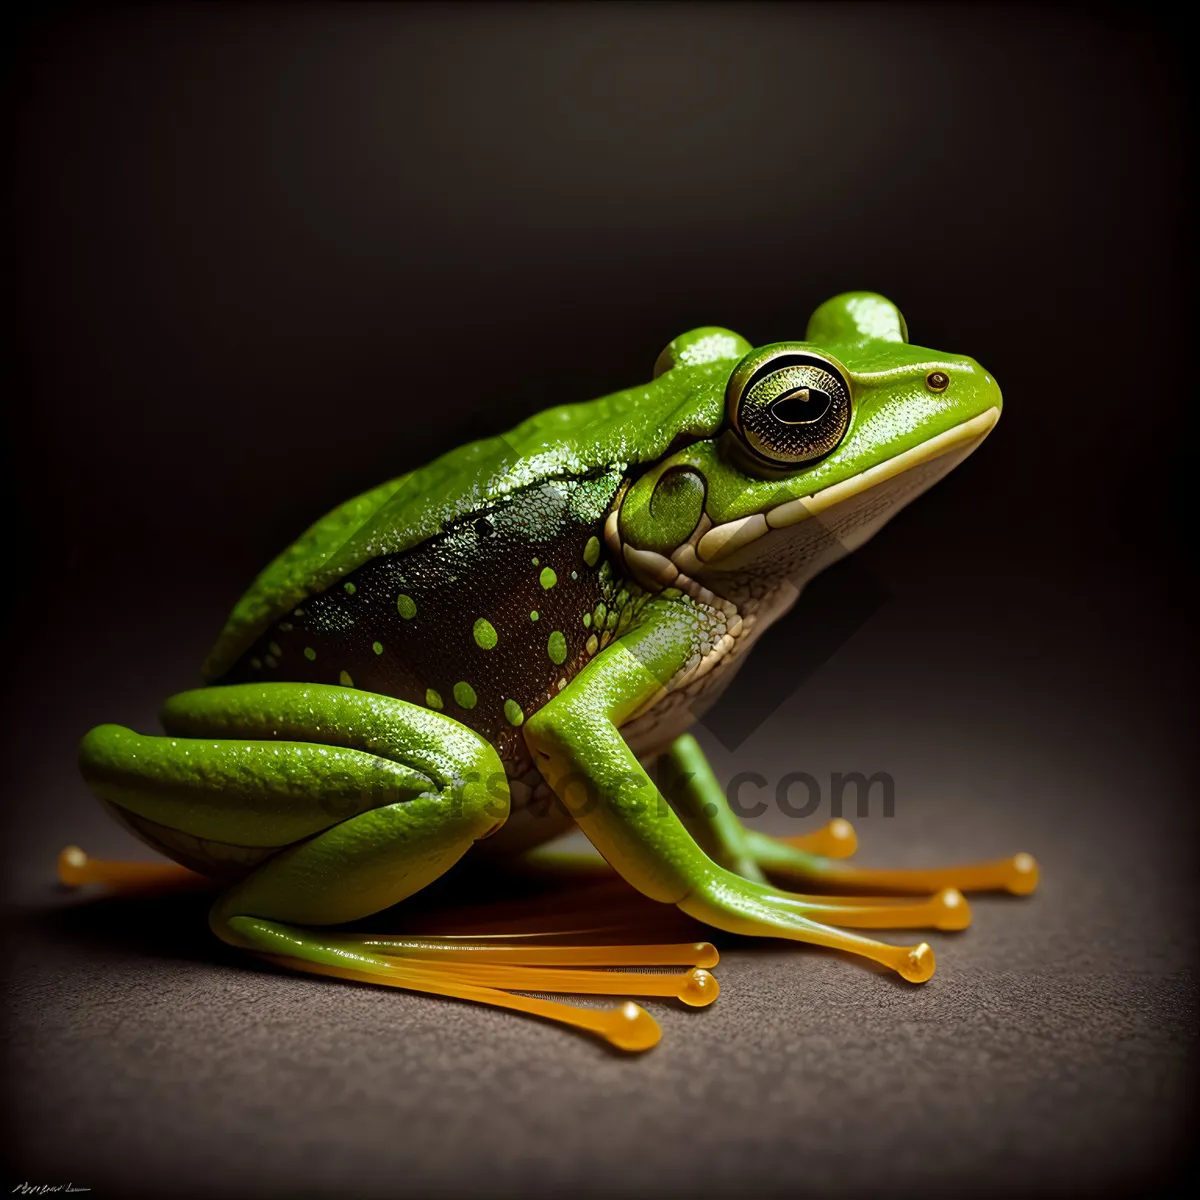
[614,292,1001,615]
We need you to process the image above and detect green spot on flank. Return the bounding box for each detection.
[547,631,567,665]
[504,699,525,727]
[473,618,498,650]
[264,655,277,668]
[539,567,557,590]
[343,582,356,595]
[582,612,591,628]
[583,536,600,567]
[571,571,578,580]
[426,688,443,710]
[372,641,384,655]
[303,647,317,661]
[269,642,282,657]
[586,634,598,656]
[532,557,539,567]
[279,622,293,633]
[397,594,417,619]
[530,611,539,622]
[339,669,354,687]
[453,681,477,709]
[250,657,262,670]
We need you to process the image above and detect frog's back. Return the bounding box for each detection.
[206,353,735,767]
[204,360,731,684]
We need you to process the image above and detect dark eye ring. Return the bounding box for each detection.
[727,351,852,468]
[926,371,950,392]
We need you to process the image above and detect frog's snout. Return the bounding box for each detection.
[970,358,1003,417]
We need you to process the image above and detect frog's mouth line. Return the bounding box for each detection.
[694,404,1002,563]
[609,406,1001,591]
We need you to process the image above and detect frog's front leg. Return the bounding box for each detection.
[525,599,1029,984]
[77,683,671,1050]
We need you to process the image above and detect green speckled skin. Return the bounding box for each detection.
[78,293,1006,994]
[220,471,644,774]
[203,345,735,680]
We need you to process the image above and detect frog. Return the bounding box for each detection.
[68,292,1037,1051]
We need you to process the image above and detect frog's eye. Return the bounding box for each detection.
[727,352,852,468]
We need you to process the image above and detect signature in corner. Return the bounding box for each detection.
[11,1187,91,1196]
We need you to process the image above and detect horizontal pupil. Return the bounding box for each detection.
[771,386,832,425]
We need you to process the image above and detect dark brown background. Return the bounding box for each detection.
[4,4,1194,1197]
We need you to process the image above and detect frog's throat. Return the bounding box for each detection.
[607,405,1000,588]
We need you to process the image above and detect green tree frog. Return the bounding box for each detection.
[69,293,1037,1051]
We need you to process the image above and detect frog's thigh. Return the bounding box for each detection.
[188,682,511,926]
[524,624,939,983]
[79,682,510,918]
[80,682,503,845]
[212,793,499,934]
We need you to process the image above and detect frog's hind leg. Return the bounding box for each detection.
[208,765,709,1043]
[662,732,1036,903]
[79,683,669,1051]
[658,735,966,929]
[249,923,717,1010]
[660,735,857,880]
[249,936,665,1051]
